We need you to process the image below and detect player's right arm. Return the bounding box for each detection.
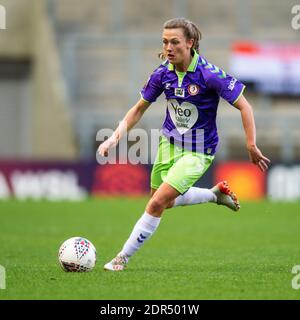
[98,98,151,157]
[98,64,164,157]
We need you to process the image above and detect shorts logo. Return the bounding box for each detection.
[187,84,200,96]
[165,83,171,89]
[175,88,185,97]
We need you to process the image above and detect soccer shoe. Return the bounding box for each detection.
[103,253,129,271]
[210,181,240,212]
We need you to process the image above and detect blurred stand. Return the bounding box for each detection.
[0,0,299,201]
[0,0,76,160]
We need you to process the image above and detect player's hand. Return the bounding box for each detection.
[98,136,118,157]
[247,144,271,172]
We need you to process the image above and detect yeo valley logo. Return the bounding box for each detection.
[167,99,198,134]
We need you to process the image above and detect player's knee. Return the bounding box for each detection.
[148,197,167,213]
[166,200,175,209]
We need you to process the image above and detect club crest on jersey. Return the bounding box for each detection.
[175,88,185,97]
[188,84,200,96]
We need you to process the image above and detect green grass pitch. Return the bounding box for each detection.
[0,198,300,300]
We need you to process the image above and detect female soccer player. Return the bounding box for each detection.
[99,18,270,271]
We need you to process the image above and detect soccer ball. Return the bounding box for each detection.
[58,237,97,272]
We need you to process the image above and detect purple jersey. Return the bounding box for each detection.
[140,50,245,155]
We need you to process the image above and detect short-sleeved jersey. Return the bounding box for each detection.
[140,50,245,155]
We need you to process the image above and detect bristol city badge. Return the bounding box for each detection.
[187,84,200,96]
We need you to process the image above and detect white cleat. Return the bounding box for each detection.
[211,181,240,212]
[104,253,129,271]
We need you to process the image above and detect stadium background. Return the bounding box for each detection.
[0,0,300,300]
[0,0,300,201]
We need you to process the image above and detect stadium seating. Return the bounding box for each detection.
[1,0,299,161]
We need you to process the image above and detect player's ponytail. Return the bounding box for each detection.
[158,18,202,60]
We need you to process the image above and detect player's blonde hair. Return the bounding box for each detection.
[158,18,202,60]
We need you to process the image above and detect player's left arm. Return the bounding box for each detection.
[233,94,271,172]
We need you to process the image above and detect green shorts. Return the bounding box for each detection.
[151,136,214,194]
